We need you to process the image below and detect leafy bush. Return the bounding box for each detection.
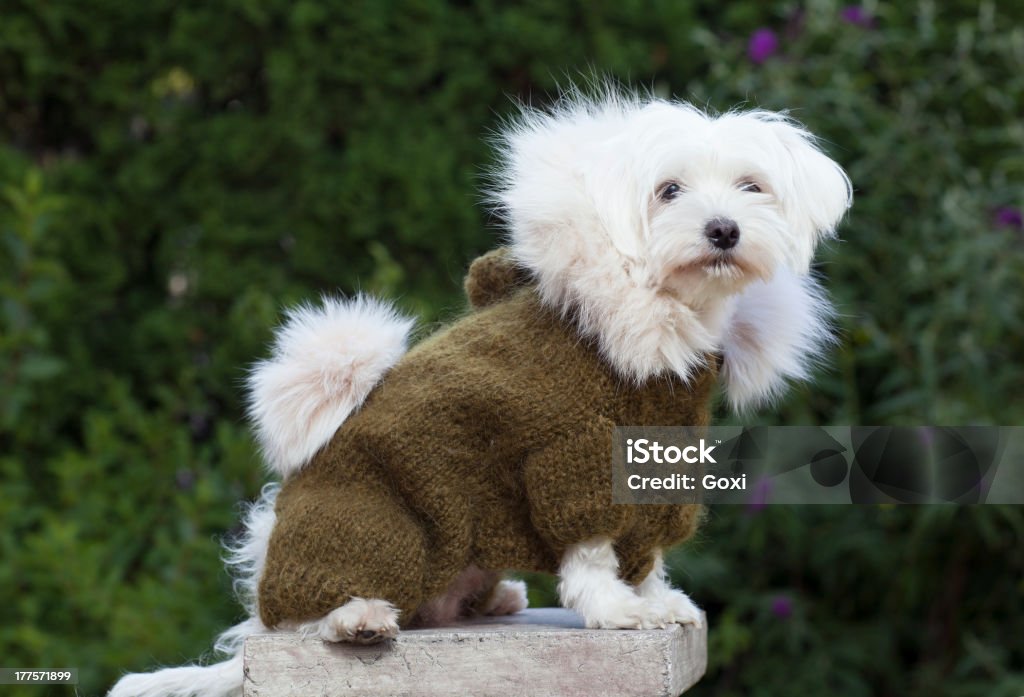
[1,1,1021,695]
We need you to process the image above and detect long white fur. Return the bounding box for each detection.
[558,537,661,629]
[557,538,703,630]
[557,536,700,626]
[490,88,852,404]
[221,483,280,621]
[246,295,414,478]
[722,268,837,411]
[634,550,703,627]
[107,656,244,697]
[108,486,279,697]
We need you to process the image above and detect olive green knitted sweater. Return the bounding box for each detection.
[257,252,715,628]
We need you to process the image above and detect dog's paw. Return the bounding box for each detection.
[581,594,666,630]
[317,598,400,644]
[482,579,529,616]
[653,588,703,628]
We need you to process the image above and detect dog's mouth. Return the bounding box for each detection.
[673,252,757,278]
[705,256,740,272]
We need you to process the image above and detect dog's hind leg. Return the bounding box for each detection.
[294,598,401,644]
[257,480,434,638]
[411,567,529,627]
[412,566,497,627]
[479,578,529,617]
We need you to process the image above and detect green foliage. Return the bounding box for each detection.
[1,1,1021,695]
[676,506,1024,696]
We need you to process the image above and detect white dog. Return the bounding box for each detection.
[109,89,850,697]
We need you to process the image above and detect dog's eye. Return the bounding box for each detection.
[659,182,684,201]
[739,181,762,193]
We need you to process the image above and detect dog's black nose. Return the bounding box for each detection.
[705,218,741,250]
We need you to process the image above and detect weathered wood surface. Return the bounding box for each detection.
[243,608,707,697]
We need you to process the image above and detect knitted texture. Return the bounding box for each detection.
[257,252,715,628]
[463,247,532,308]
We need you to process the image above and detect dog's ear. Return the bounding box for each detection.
[764,117,852,270]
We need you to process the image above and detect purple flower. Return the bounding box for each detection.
[770,594,793,620]
[840,6,875,28]
[747,28,778,64]
[994,206,1023,229]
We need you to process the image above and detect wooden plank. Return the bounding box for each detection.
[243,608,707,697]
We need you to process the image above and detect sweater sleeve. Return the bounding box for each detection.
[521,414,633,556]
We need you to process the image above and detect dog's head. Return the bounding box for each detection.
[638,104,851,298]
[491,90,851,387]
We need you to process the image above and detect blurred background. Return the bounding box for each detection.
[1,1,1022,695]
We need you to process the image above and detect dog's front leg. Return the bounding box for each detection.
[635,549,703,627]
[557,537,666,629]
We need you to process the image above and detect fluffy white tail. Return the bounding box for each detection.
[246,295,414,478]
[108,486,279,697]
[107,655,243,697]
[110,295,413,696]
